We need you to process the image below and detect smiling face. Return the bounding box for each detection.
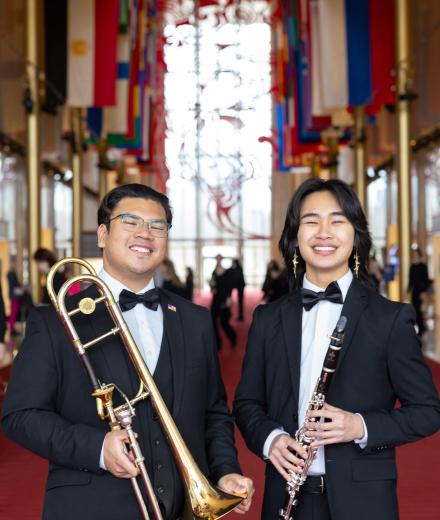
[97,197,168,291]
[297,190,355,288]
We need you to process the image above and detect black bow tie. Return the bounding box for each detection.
[301,281,343,311]
[119,288,160,312]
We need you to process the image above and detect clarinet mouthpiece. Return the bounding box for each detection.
[336,315,347,333]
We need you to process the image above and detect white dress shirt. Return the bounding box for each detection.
[100,269,164,374]
[98,269,164,469]
[263,269,367,475]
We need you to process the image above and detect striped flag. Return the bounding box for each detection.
[311,0,395,114]
[67,0,119,107]
[102,34,131,135]
[311,0,349,114]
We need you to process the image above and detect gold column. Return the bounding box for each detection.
[325,137,339,180]
[98,139,108,202]
[396,0,412,300]
[416,153,426,253]
[71,108,82,259]
[26,0,42,303]
[353,106,366,209]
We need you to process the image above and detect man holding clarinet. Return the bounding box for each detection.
[234,178,440,520]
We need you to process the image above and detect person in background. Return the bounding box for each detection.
[33,248,66,304]
[407,247,431,336]
[368,252,383,293]
[231,259,246,321]
[261,260,289,304]
[210,255,237,349]
[0,280,7,365]
[184,266,194,301]
[160,258,186,298]
[7,260,23,335]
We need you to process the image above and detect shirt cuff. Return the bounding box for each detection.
[99,440,107,470]
[263,428,287,459]
[354,413,368,448]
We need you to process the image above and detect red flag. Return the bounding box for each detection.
[368,0,395,113]
[94,0,119,106]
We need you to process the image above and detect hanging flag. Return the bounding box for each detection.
[103,34,131,134]
[107,0,145,151]
[368,0,395,112]
[345,0,372,106]
[67,0,119,107]
[43,0,67,112]
[311,0,349,115]
[67,0,95,106]
[94,0,119,106]
[296,0,332,140]
[311,0,393,114]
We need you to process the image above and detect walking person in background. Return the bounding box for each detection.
[160,258,186,298]
[210,255,237,349]
[231,259,246,321]
[184,267,194,301]
[407,247,431,337]
[261,260,289,304]
[234,178,440,520]
[7,260,23,336]
[0,280,7,366]
[33,248,66,304]
[368,252,383,293]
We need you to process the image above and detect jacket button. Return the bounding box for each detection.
[152,411,159,421]
[156,462,163,471]
[293,414,298,421]
[154,439,160,446]
[157,486,164,494]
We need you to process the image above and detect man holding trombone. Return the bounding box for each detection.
[2,184,254,520]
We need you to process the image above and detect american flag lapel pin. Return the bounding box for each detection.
[167,303,177,312]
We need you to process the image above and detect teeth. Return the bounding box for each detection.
[130,246,151,253]
[314,246,336,251]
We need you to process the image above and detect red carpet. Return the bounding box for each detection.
[0,290,439,519]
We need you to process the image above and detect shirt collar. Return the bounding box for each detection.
[99,269,155,299]
[303,269,353,302]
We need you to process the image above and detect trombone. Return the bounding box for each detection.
[47,257,244,520]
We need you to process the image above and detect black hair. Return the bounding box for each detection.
[33,248,57,267]
[279,178,372,290]
[97,183,173,229]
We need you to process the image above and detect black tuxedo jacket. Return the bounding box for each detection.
[233,278,440,520]
[2,287,240,520]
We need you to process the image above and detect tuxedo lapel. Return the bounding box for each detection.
[332,278,369,383]
[280,291,303,406]
[159,290,185,417]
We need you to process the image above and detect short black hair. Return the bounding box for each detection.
[33,248,57,267]
[279,178,372,290]
[97,183,173,229]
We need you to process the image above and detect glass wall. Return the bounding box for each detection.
[164,2,272,289]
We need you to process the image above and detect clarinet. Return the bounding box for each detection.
[279,315,348,520]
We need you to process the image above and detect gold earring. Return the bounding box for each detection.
[353,249,360,279]
[292,249,299,278]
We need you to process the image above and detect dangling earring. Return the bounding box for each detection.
[292,249,299,278]
[353,249,360,279]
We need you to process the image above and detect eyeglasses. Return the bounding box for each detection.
[110,213,171,237]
